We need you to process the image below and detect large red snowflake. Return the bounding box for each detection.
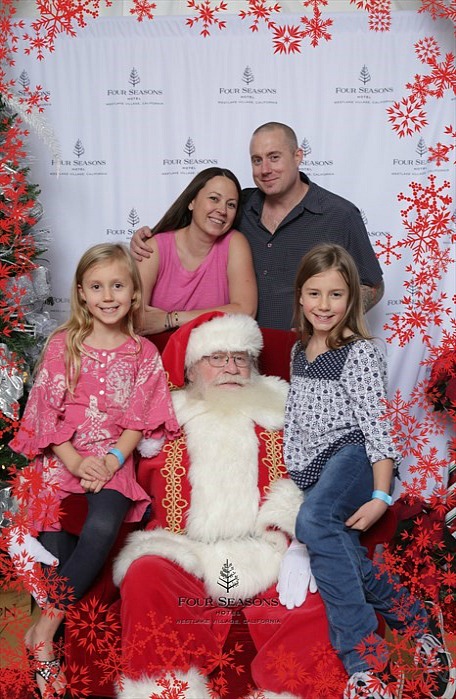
[272,23,305,54]
[301,6,333,47]
[419,0,456,24]
[238,1,282,32]
[387,95,429,138]
[22,0,113,60]
[349,0,392,31]
[130,0,157,22]
[186,0,228,37]
[387,37,456,138]
[428,124,456,166]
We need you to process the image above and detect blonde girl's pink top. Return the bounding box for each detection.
[9,332,180,532]
[149,229,233,310]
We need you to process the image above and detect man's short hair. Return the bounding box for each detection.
[251,122,299,152]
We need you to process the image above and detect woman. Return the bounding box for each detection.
[135,167,257,334]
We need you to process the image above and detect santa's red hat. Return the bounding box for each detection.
[162,311,263,388]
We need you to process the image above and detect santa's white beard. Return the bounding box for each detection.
[185,373,262,414]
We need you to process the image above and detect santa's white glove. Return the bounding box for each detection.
[276,539,317,610]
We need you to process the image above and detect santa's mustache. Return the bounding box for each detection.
[213,375,250,386]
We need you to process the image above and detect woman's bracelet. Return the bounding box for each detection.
[107,447,125,468]
[371,490,392,506]
[165,310,180,330]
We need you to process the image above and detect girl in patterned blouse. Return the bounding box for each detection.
[284,244,453,699]
[9,243,179,698]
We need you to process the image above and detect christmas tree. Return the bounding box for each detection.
[0,95,55,485]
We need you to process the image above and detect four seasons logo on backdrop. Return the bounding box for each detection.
[363,208,389,243]
[298,137,335,179]
[391,137,451,177]
[217,64,278,105]
[161,138,218,177]
[50,139,108,176]
[105,67,164,106]
[334,65,394,104]
[105,209,143,241]
[17,69,51,106]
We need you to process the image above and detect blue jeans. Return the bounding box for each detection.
[295,444,425,675]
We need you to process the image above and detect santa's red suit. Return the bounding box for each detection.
[114,374,345,699]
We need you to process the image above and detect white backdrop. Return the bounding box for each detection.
[8,10,455,492]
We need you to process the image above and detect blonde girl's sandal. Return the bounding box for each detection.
[32,657,66,698]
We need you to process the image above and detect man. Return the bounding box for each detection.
[130,122,383,330]
[113,312,345,698]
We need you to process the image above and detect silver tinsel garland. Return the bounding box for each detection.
[0,343,24,420]
[0,483,18,528]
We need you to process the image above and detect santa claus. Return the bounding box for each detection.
[113,311,345,698]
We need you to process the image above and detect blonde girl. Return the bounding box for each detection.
[9,243,179,697]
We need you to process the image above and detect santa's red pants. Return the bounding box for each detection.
[120,556,346,697]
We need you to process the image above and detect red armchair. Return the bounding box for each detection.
[60,328,398,698]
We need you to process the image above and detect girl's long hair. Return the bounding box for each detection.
[151,167,242,234]
[39,243,142,391]
[293,243,372,348]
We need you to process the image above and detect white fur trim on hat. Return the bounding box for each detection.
[185,314,263,368]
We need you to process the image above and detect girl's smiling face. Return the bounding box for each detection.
[300,267,349,338]
[78,259,134,331]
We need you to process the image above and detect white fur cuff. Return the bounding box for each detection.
[137,435,165,458]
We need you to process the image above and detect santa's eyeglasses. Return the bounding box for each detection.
[202,352,251,368]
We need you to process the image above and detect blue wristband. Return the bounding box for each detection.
[107,447,125,468]
[372,490,392,506]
